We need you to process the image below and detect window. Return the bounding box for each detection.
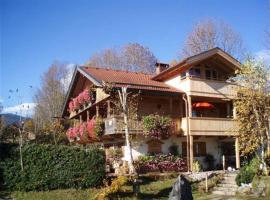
[194,142,206,157]
[180,71,187,79]
[189,68,201,78]
[205,69,218,80]
[205,70,211,80]
[147,139,163,154]
[182,142,206,157]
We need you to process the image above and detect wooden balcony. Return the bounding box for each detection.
[179,78,238,99]
[104,116,181,135]
[181,117,237,136]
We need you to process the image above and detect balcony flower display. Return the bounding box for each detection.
[142,114,172,139]
[68,88,94,114]
[73,98,80,111]
[68,101,74,112]
[86,119,96,139]
[78,92,85,105]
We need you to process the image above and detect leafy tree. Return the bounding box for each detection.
[181,19,244,60]
[87,43,157,74]
[102,83,140,174]
[33,62,72,143]
[234,58,270,162]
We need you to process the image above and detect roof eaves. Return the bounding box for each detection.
[78,67,102,87]
[61,66,78,118]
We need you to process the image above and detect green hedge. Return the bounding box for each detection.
[1,143,105,191]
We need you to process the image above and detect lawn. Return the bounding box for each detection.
[3,176,177,200]
[3,176,270,200]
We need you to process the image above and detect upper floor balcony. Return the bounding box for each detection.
[181,117,237,136]
[104,115,181,136]
[179,78,238,99]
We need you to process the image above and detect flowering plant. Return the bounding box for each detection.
[68,101,74,112]
[68,88,94,113]
[134,154,187,173]
[73,98,80,110]
[142,114,172,139]
[86,119,96,138]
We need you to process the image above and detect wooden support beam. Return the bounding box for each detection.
[189,135,194,171]
[107,100,111,118]
[235,137,240,169]
[87,110,89,121]
[169,98,173,114]
[96,105,100,117]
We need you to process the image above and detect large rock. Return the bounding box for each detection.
[169,175,193,200]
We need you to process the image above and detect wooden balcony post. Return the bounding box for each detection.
[189,135,194,171]
[87,110,89,121]
[107,100,111,118]
[187,95,192,117]
[235,137,240,169]
[96,105,99,117]
[226,102,230,118]
[169,98,173,114]
[79,115,82,123]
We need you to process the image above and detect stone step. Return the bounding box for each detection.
[213,187,238,192]
[224,173,237,177]
[217,183,238,188]
[212,190,236,196]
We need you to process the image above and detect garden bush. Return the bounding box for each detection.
[1,143,105,191]
[134,154,187,174]
[235,156,260,186]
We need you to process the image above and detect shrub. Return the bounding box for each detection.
[97,176,128,200]
[94,118,105,137]
[1,143,105,191]
[235,156,260,186]
[192,160,202,172]
[134,154,187,174]
[204,154,215,170]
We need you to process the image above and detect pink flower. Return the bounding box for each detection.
[72,126,79,137]
[73,98,79,110]
[78,93,85,104]
[86,119,96,138]
[68,101,74,112]
[79,123,86,137]
[82,89,91,102]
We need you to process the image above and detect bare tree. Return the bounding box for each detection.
[33,62,71,137]
[87,43,157,74]
[182,19,244,60]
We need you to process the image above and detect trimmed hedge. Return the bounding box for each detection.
[1,143,105,191]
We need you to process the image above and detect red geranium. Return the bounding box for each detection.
[78,93,85,104]
[86,119,96,138]
[82,89,91,102]
[68,100,74,112]
[73,98,79,110]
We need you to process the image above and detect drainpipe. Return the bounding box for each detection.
[182,94,190,172]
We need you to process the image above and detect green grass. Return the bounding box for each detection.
[3,176,176,200]
[10,188,100,200]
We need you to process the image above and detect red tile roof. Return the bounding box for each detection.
[81,66,182,93]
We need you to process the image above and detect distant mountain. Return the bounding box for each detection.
[0,113,30,126]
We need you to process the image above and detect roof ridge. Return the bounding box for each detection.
[81,65,154,76]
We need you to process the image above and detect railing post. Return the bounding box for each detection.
[222,155,225,171]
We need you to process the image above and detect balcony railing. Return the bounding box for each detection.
[181,117,237,136]
[104,116,181,135]
[179,78,238,98]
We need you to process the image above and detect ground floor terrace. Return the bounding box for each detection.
[102,135,240,172]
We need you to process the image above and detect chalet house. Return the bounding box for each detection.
[61,47,241,171]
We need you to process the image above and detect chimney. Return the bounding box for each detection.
[155,62,169,74]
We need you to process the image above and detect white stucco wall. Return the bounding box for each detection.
[123,136,233,169]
